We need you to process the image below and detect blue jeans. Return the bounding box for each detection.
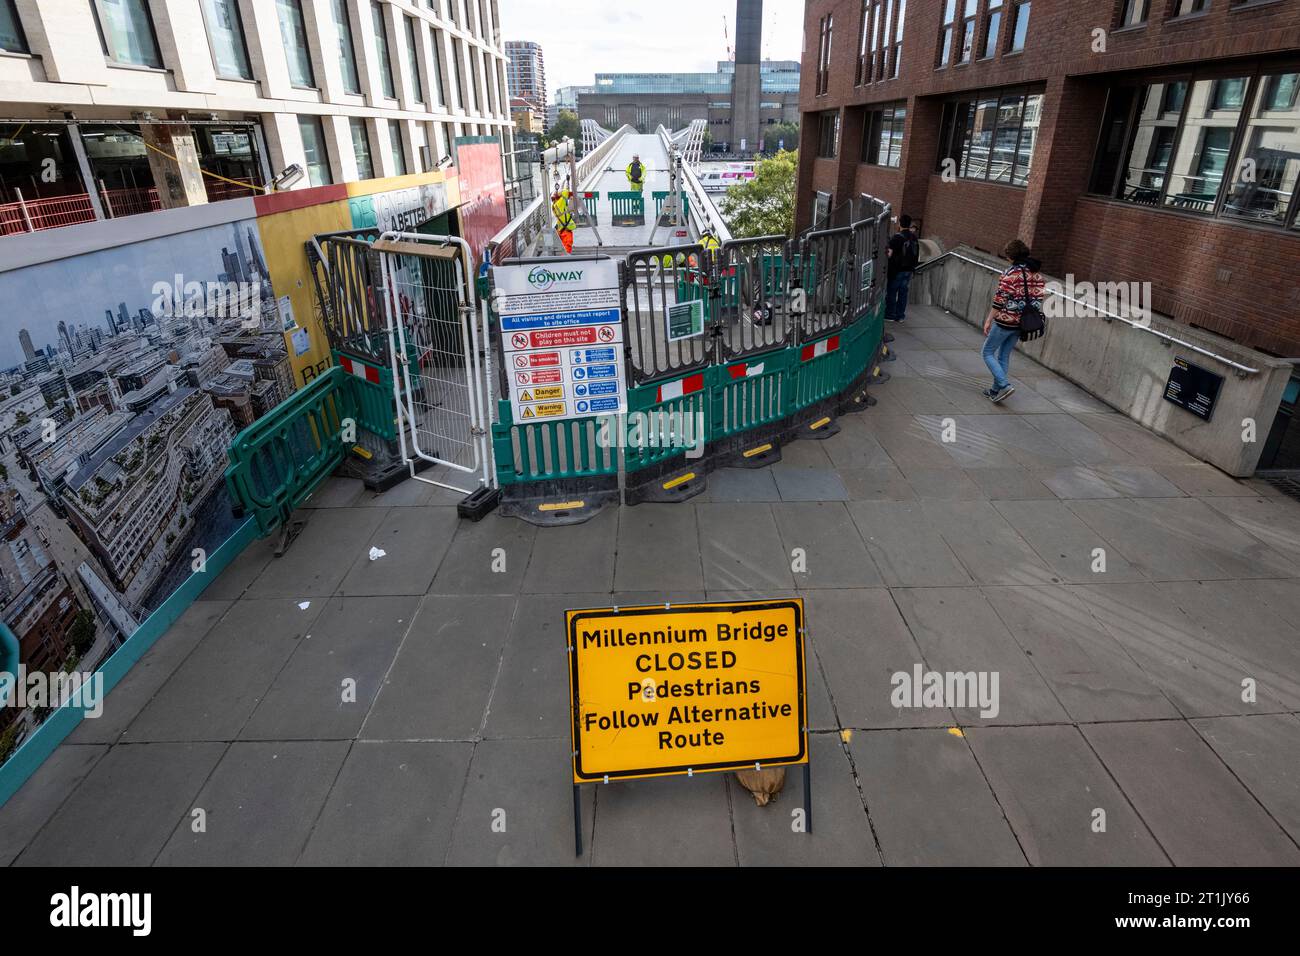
[886,271,912,322]
[982,324,1019,390]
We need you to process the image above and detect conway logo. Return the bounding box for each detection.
[528,266,583,291]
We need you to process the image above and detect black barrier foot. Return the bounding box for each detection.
[883,332,894,343]
[273,517,307,557]
[626,464,708,505]
[802,414,841,441]
[872,367,891,385]
[732,439,781,469]
[457,486,502,521]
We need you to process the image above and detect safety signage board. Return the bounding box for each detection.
[666,299,704,342]
[565,600,807,783]
[495,259,627,423]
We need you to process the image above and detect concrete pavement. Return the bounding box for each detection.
[4,304,1298,867]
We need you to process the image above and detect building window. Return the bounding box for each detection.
[404,16,424,103]
[981,0,1002,60]
[862,103,906,167]
[889,0,905,79]
[816,14,833,96]
[1089,68,1300,230]
[350,118,374,179]
[855,0,870,85]
[298,115,332,186]
[1007,1,1030,53]
[936,87,1043,185]
[277,0,316,88]
[938,0,956,68]
[92,0,163,68]
[0,0,27,54]
[1118,0,1148,28]
[817,110,840,158]
[430,31,447,106]
[389,122,408,175]
[1171,0,1208,16]
[468,43,481,111]
[859,0,904,83]
[201,0,252,80]
[332,0,361,94]
[372,3,396,98]
[451,39,467,109]
[957,0,977,64]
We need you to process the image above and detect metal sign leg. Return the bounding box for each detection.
[803,761,813,835]
[573,785,584,857]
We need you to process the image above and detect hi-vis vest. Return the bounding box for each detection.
[701,234,720,252]
[626,161,645,184]
[555,209,576,231]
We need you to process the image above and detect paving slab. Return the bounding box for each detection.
[777,439,834,469]
[822,417,894,470]
[898,466,985,500]
[922,499,1057,586]
[1068,497,1299,581]
[122,598,322,742]
[0,744,106,866]
[772,501,883,588]
[980,585,1177,722]
[1202,495,1300,565]
[69,599,232,744]
[891,586,1070,726]
[1094,463,1184,498]
[522,506,619,593]
[850,728,1025,866]
[966,725,1168,865]
[771,465,849,501]
[362,594,518,740]
[428,512,537,594]
[241,595,418,740]
[298,741,474,865]
[1072,582,1293,717]
[1156,463,1259,497]
[913,415,1020,469]
[1073,413,1199,466]
[732,734,880,866]
[703,466,781,501]
[1153,580,1300,708]
[1023,414,1135,466]
[590,769,736,866]
[199,529,275,601]
[1083,720,1300,865]
[614,504,705,591]
[243,508,387,599]
[802,588,949,729]
[992,498,1145,583]
[337,506,460,596]
[838,463,917,501]
[446,737,594,866]
[697,502,796,590]
[962,466,1056,500]
[1191,714,1300,845]
[1040,465,1124,500]
[847,501,972,587]
[15,742,226,866]
[155,740,350,866]
[301,476,366,509]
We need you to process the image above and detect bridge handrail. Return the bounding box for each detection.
[657,126,731,244]
[487,124,635,260]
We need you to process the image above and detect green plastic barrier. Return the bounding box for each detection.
[492,399,619,486]
[609,191,645,224]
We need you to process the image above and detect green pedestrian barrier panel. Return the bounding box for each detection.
[622,371,710,504]
[609,191,645,226]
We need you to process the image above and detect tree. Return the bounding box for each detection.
[719,149,798,239]
[543,110,580,149]
[0,463,8,482]
[67,609,96,656]
[701,129,714,153]
[762,122,800,154]
[14,410,28,427]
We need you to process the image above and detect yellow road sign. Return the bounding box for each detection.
[566,600,807,783]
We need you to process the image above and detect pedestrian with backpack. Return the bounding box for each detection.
[981,239,1046,403]
[886,214,919,322]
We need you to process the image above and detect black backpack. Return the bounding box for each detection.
[900,233,919,271]
[629,161,643,182]
[1017,267,1046,341]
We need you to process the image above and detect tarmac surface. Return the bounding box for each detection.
[4,303,1299,866]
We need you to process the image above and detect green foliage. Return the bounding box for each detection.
[718,149,798,239]
[68,609,96,656]
[15,410,29,426]
[543,110,580,148]
[762,122,800,153]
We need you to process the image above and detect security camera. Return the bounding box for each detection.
[271,164,304,190]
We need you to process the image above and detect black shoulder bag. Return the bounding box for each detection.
[1017,268,1046,342]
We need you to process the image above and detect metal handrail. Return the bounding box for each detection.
[915,249,1261,376]
[487,124,634,260]
[657,126,731,243]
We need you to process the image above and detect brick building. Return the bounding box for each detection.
[795,0,1300,362]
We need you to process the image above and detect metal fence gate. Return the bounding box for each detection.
[375,232,493,495]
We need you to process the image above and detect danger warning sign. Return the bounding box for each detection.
[565,600,807,782]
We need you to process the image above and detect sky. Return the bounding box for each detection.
[498,0,806,93]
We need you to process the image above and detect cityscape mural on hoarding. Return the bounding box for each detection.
[0,219,295,762]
